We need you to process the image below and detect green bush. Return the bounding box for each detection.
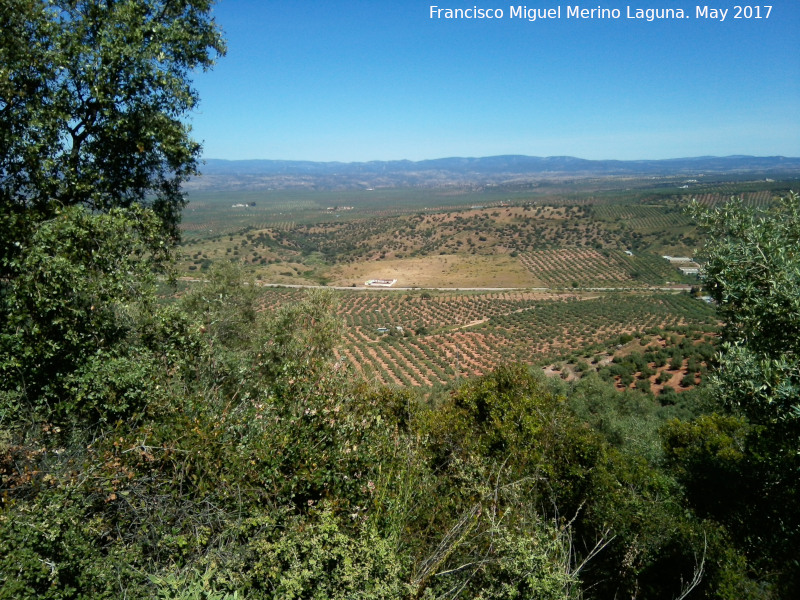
[0,205,171,426]
[0,488,146,599]
[232,506,408,600]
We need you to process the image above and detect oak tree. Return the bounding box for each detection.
[0,0,225,259]
[0,0,224,422]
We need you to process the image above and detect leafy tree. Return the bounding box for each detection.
[0,205,172,425]
[256,288,344,395]
[0,0,226,262]
[179,261,260,350]
[675,192,800,592]
[0,0,224,423]
[691,192,800,426]
[662,414,750,522]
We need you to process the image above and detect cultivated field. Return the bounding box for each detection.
[174,178,791,390]
[178,183,792,288]
[250,286,718,391]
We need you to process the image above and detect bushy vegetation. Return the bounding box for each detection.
[0,192,794,598]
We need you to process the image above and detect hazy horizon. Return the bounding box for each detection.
[200,152,800,164]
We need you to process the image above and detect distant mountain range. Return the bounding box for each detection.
[187,155,800,191]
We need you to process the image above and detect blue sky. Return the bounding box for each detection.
[190,1,800,162]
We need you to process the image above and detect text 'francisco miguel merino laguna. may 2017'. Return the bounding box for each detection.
[429,5,772,22]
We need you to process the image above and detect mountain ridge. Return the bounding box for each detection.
[188,154,800,191]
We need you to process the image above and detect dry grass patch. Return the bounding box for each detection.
[327,254,541,288]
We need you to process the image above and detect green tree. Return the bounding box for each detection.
[0,0,225,259]
[0,205,173,424]
[0,0,224,422]
[256,289,343,394]
[679,192,800,592]
[179,261,260,350]
[691,192,800,426]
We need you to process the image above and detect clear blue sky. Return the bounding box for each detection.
[190,1,800,162]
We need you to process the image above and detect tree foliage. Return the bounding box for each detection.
[690,192,800,426]
[0,0,225,258]
[0,205,173,425]
[1,0,224,423]
[666,192,800,594]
